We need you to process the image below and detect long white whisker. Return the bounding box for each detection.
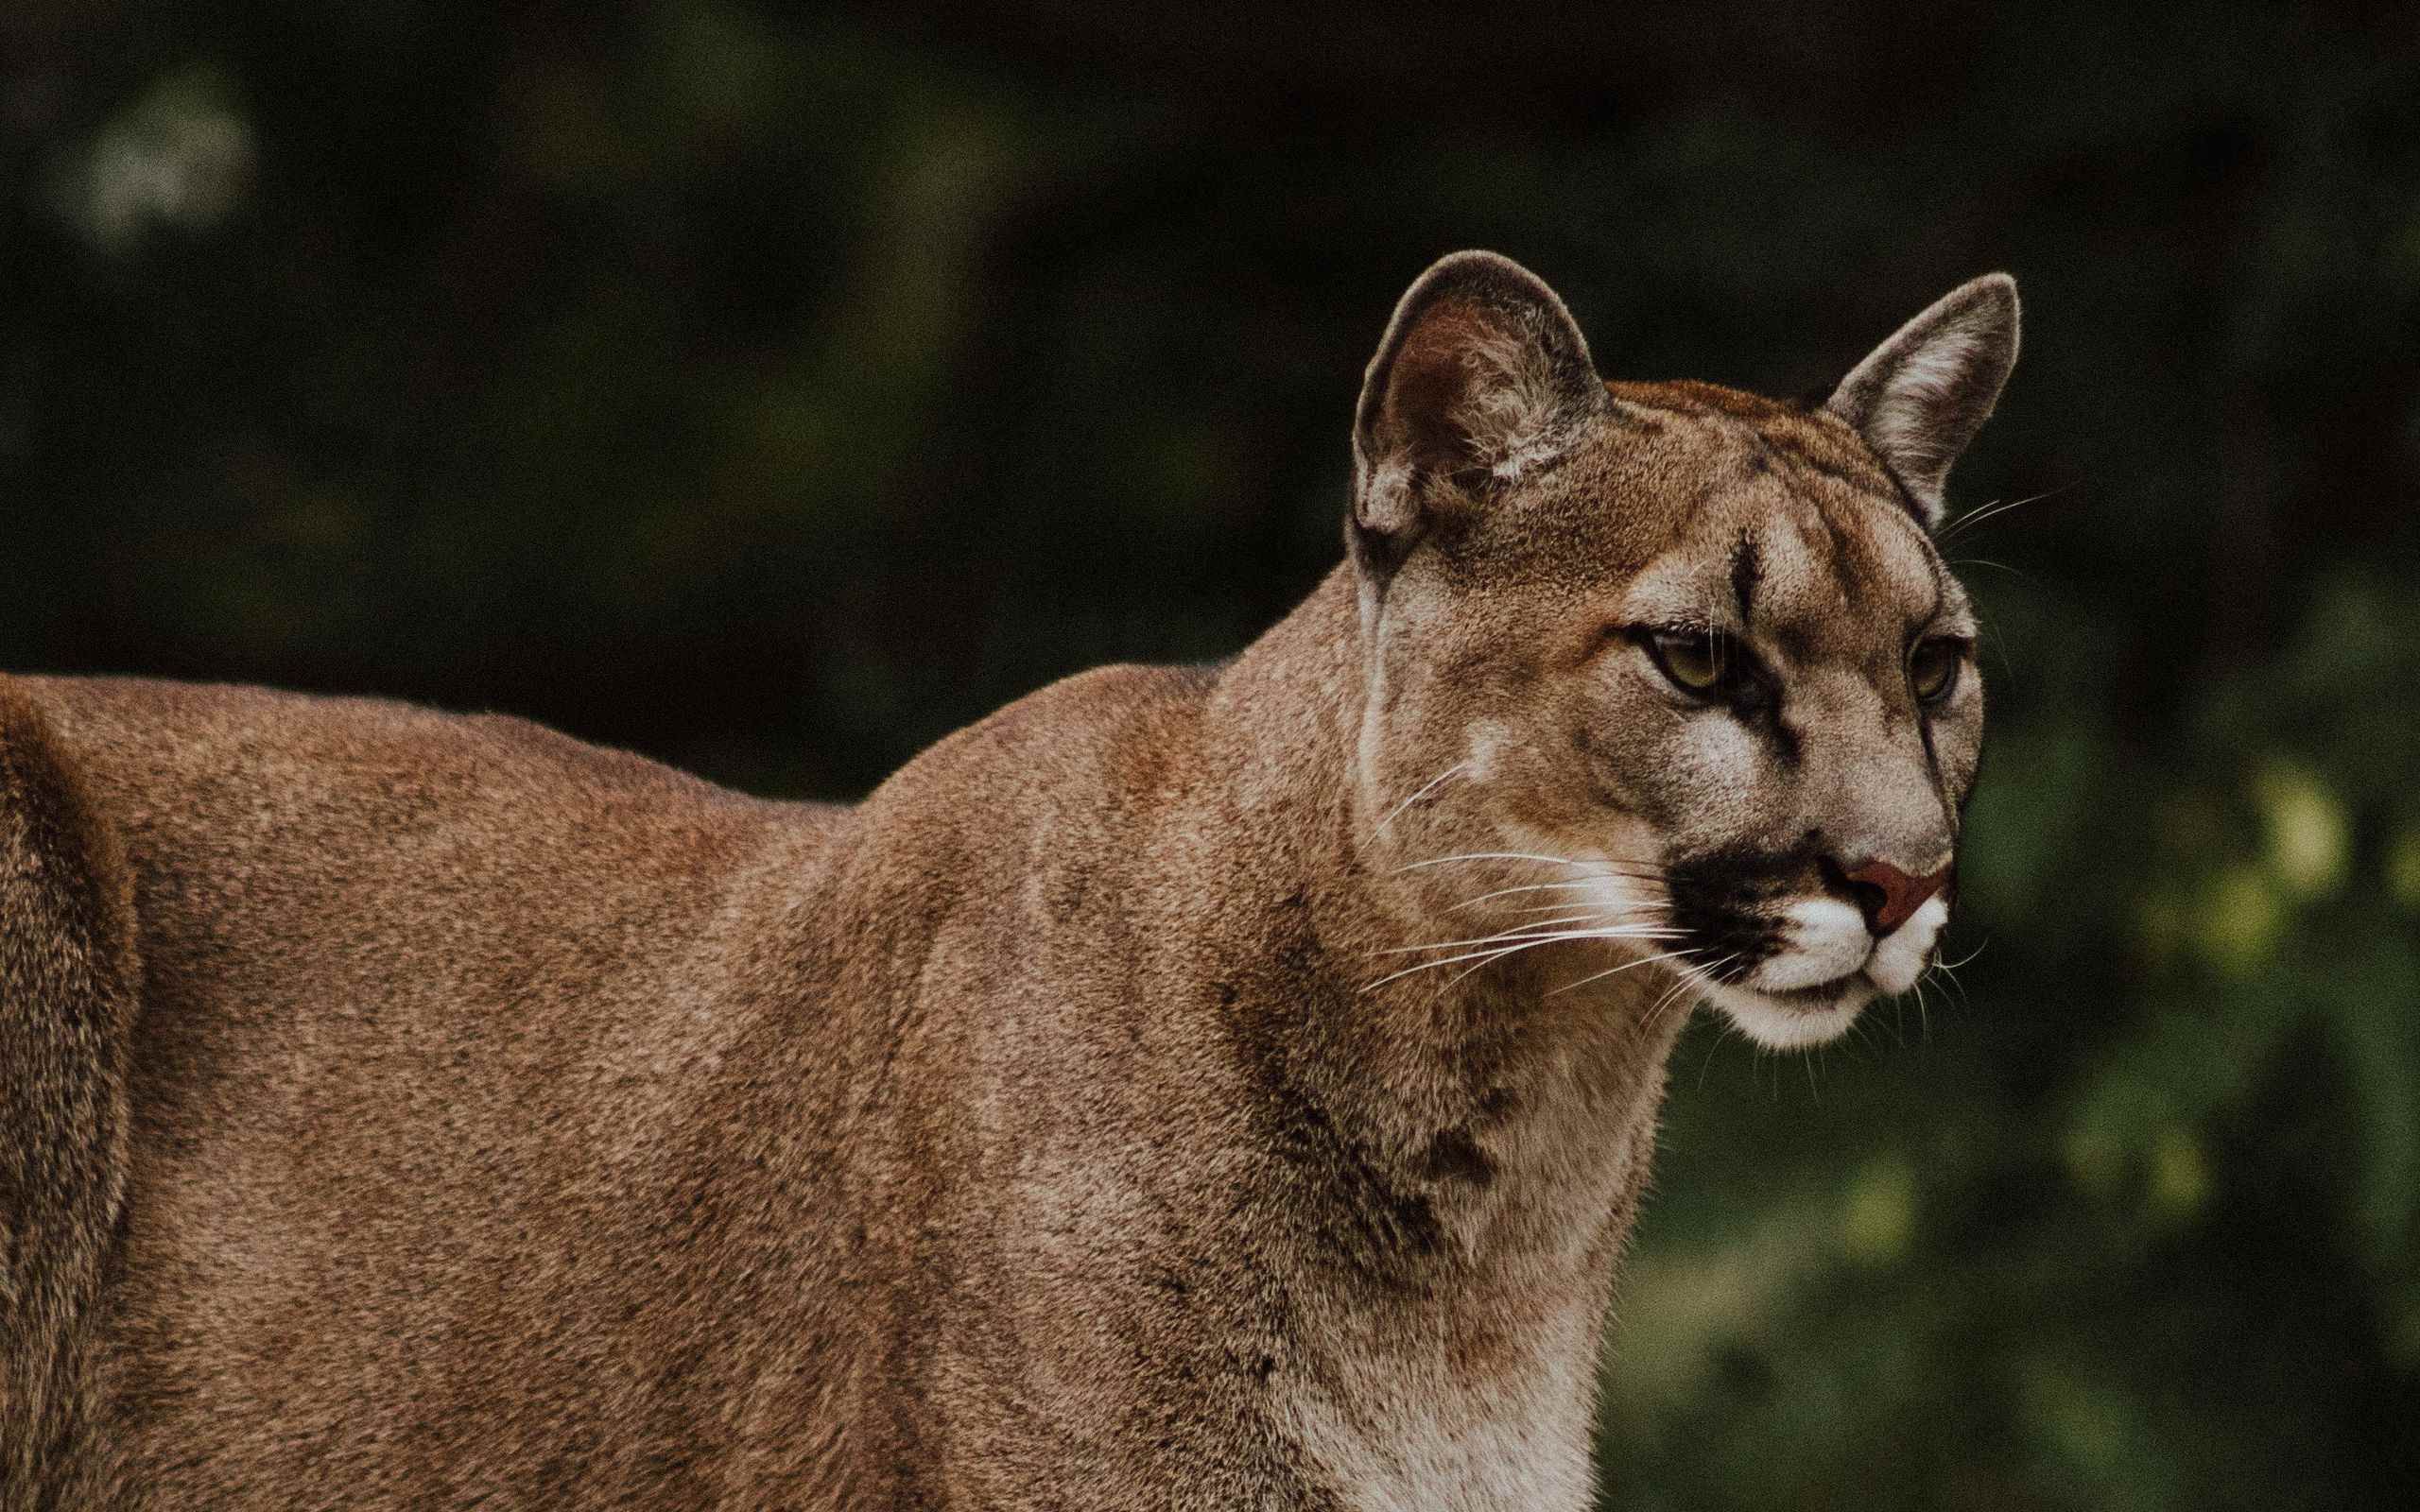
[1935,484,2074,544]
[1392,851,1627,876]
[1939,936,1988,971]
[1650,952,1732,1034]
[1950,556,2037,586]
[1494,899,1671,919]
[1921,949,1974,1015]
[1372,763,1470,834]
[1362,923,1688,992]
[1365,935,1617,989]
[1547,947,1701,997]
[1972,485,2066,526]
[1445,877,1668,912]
[1443,926,1685,960]
[1639,974,1697,1039]
[1437,928,1683,990]
[1372,912,1615,954]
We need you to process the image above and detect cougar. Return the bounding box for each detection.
[0,250,2016,1508]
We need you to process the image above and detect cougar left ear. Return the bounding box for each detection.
[1350,250,1606,570]
[1824,273,2020,528]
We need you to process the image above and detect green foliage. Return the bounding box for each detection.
[2,2,2414,1503]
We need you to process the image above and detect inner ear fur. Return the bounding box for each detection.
[1824,273,2021,527]
[1351,250,1605,562]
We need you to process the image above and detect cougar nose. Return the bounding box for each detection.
[1837,858,1950,936]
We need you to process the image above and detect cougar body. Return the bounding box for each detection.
[0,252,2018,1508]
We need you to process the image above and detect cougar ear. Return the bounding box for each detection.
[1350,250,1606,566]
[1824,273,2020,528]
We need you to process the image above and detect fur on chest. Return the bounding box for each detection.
[1277,1299,1604,1512]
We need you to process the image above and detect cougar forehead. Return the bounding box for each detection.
[1483,383,1930,596]
[1419,380,1966,697]
[1613,391,1962,650]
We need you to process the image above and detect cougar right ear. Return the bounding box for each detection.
[1824,273,2021,528]
[1350,251,1606,571]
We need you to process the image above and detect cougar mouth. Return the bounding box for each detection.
[1756,971,1865,1008]
[1700,969,1878,1049]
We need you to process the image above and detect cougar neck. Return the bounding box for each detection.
[1198,564,1684,1280]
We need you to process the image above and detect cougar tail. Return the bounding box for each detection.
[0,678,139,1509]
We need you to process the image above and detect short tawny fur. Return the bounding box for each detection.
[0,251,2015,1509]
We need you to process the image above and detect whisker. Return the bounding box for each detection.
[1934,483,2078,544]
[1922,954,1973,1016]
[1949,556,2037,587]
[1639,977,1696,1039]
[1444,876,1668,912]
[1384,914,1684,987]
[1977,619,2017,698]
[1358,925,1684,991]
[1695,1020,1724,1091]
[1372,912,1614,954]
[1434,927,1684,990]
[1372,762,1470,834]
[1939,936,1988,971]
[1493,899,1671,919]
[1546,947,1702,997]
[1392,850,1630,877]
[1641,951,1734,1039]
[1626,962,1703,1030]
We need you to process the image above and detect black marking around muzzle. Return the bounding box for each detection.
[1663,840,1826,971]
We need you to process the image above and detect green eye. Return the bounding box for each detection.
[1646,630,1730,696]
[1910,637,1963,703]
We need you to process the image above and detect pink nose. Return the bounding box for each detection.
[1841,859,1950,936]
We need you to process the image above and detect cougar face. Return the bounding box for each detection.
[1350,253,2015,1050]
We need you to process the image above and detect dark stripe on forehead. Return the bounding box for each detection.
[1813,496,1863,600]
[1771,441,1862,490]
[1763,428,1890,490]
[1728,532,1763,622]
[1746,438,1877,603]
[1765,425,1944,541]
[1788,459,1948,619]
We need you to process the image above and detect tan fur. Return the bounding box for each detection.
[0,681,140,1508]
[0,253,2015,1508]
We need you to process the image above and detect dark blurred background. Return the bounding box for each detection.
[5,2,2417,1505]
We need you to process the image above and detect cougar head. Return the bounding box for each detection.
[1350,250,2018,1050]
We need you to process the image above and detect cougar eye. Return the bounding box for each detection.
[1643,629,1730,696]
[1909,637,1964,703]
